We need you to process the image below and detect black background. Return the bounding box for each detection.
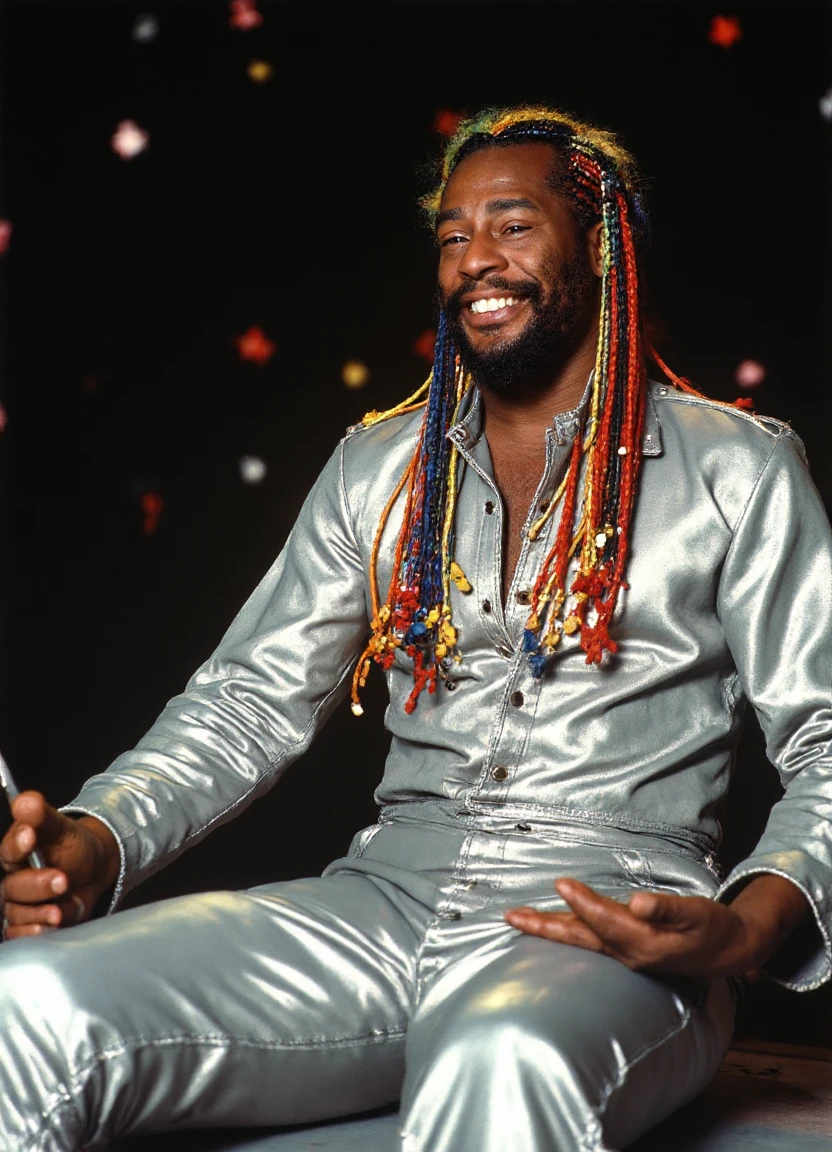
[1,0,830,1043]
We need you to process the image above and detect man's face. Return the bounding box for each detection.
[436,142,600,394]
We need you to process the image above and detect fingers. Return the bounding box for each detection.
[1,867,68,906]
[0,821,37,871]
[10,791,69,845]
[2,920,58,941]
[504,906,607,953]
[557,879,692,938]
[1,792,75,875]
[2,886,90,942]
[554,878,641,941]
[4,899,64,930]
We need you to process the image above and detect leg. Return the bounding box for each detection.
[0,874,419,1152]
[399,934,734,1152]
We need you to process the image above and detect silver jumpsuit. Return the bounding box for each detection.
[2,380,831,1151]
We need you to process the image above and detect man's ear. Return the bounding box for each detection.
[587,222,603,278]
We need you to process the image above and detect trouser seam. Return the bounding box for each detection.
[31,1027,407,1148]
[580,998,694,1151]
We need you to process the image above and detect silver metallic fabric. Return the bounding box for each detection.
[1,806,735,1150]
[66,380,832,988]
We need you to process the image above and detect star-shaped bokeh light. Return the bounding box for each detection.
[235,326,276,366]
[230,0,263,30]
[0,220,11,254]
[0,403,8,432]
[820,88,832,122]
[708,15,743,49]
[111,120,150,160]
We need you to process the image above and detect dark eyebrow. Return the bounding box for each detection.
[435,197,542,230]
[486,197,541,215]
[435,206,462,227]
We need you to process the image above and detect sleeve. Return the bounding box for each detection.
[62,441,370,909]
[715,429,832,991]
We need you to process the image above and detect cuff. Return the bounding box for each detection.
[717,857,832,992]
[60,805,129,915]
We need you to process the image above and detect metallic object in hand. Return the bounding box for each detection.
[0,751,47,869]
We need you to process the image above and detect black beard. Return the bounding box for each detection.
[442,252,596,398]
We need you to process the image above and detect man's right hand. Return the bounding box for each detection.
[0,791,120,941]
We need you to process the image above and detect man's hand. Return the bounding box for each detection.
[504,874,810,978]
[0,791,120,941]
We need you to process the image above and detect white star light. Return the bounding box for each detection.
[132,15,159,43]
[239,456,268,485]
[111,120,150,160]
[819,88,832,122]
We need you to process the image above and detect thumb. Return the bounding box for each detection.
[10,791,74,846]
[628,891,688,927]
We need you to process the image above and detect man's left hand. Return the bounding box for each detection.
[504,875,809,978]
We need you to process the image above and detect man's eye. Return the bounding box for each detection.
[504,224,530,235]
[440,235,467,247]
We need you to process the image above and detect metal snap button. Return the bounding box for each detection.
[482,599,492,614]
[515,589,531,605]
[515,822,532,832]
[510,691,524,708]
[491,765,509,781]
[485,500,495,515]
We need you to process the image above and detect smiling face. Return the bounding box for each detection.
[436,142,602,396]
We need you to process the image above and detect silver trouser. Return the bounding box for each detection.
[0,803,735,1152]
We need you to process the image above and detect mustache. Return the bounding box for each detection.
[442,276,542,321]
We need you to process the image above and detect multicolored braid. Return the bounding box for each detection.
[351,105,748,715]
[350,311,474,715]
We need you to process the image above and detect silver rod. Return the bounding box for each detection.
[0,751,47,869]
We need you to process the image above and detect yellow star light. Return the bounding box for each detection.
[342,360,370,389]
[248,60,274,83]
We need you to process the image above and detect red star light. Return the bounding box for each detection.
[230,0,263,30]
[141,491,164,535]
[434,109,464,138]
[708,15,743,49]
[0,403,8,432]
[235,326,276,366]
[413,329,436,364]
[0,220,12,254]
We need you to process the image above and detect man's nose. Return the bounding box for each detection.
[457,230,507,280]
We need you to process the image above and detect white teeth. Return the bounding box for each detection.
[470,296,519,314]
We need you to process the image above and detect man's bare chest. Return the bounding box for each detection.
[489,449,547,602]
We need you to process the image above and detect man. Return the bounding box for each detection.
[1,106,830,1152]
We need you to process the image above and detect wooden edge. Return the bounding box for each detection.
[728,1038,832,1062]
